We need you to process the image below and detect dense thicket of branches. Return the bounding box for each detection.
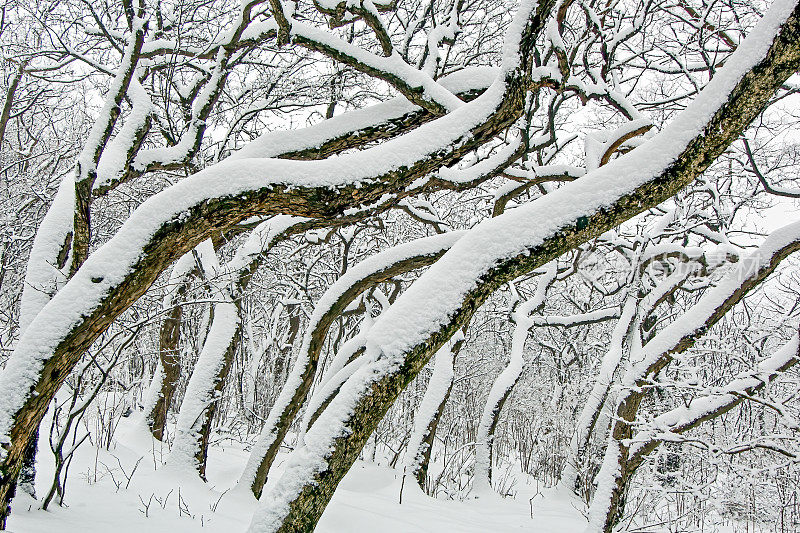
[1,0,800,531]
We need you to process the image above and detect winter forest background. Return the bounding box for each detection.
[0,0,799,531]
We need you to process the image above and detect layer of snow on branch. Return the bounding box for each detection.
[0,58,504,452]
[402,334,460,476]
[245,0,797,528]
[238,231,463,487]
[629,332,800,456]
[18,175,74,335]
[94,78,153,191]
[362,0,795,362]
[168,298,239,470]
[231,67,497,160]
[626,218,800,384]
[225,215,307,275]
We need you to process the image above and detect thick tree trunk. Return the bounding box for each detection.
[142,249,201,441]
[3,22,147,514]
[244,5,800,527]
[240,236,459,498]
[168,299,240,477]
[16,428,36,499]
[168,236,269,477]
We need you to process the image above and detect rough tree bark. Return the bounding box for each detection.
[0,0,797,530]
[241,233,464,498]
[0,71,523,524]
[245,3,800,529]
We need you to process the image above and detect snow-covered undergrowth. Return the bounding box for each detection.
[8,413,585,533]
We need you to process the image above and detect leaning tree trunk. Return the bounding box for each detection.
[472,373,521,495]
[167,297,239,478]
[239,233,461,498]
[167,219,300,477]
[13,177,75,499]
[559,296,638,496]
[16,429,37,499]
[403,331,463,490]
[142,246,208,441]
[244,5,800,528]
[5,19,146,508]
[474,263,555,495]
[149,303,183,441]
[194,316,241,478]
[585,226,800,531]
[272,304,301,383]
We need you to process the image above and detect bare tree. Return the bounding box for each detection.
[0,0,799,532]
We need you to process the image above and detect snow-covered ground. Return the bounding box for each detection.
[8,415,586,533]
